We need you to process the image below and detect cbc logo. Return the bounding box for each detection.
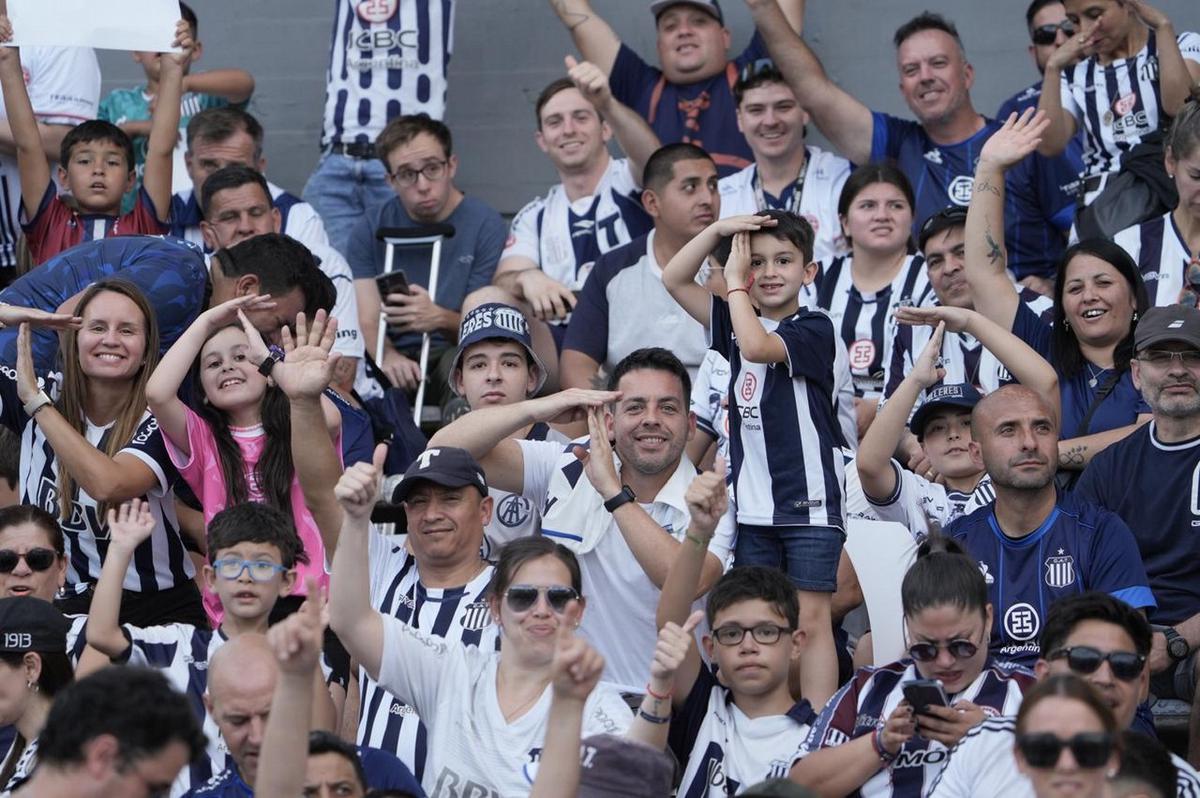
[1003,603,1040,641]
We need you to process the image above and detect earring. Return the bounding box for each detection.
[1132,311,1139,322]
[25,680,37,693]
[1063,318,1070,330]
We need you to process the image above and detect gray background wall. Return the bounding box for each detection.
[98,0,1199,216]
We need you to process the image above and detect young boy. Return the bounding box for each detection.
[85,499,313,796]
[657,459,814,795]
[100,2,254,210]
[663,209,846,707]
[0,16,192,265]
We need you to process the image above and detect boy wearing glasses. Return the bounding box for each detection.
[928,592,1200,797]
[347,114,505,398]
[84,500,327,796]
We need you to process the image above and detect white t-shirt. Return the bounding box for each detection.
[717,146,852,265]
[865,461,995,541]
[378,614,632,797]
[483,422,571,559]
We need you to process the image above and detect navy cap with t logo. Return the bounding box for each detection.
[391,447,489,503]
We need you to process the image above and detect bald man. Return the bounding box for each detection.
[938,385,1153,672]
[188,635,421,797]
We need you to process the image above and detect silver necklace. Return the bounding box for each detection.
[1086,362,1109,388]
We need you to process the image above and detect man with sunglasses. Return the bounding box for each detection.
[545,0,805,179]
[928,592,1200,797]
[1076,304,1200,766]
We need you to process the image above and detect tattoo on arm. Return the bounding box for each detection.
[1060,445,1087,467]
[975,180,1002,198]
[553,0,591,31]
[985,230,1004,267]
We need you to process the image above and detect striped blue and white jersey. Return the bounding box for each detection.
[709,296,847,529]
[356,528,498,783]
[1114,211,1196,308]
[801,660,1031,798]
[321,0,456,147]
[865,463,994,541]
[807,254,929,399]
[1062,30,1200,179]
[0,369,191,594]
[927,714,1200,798]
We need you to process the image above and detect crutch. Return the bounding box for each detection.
[375,224,456,425]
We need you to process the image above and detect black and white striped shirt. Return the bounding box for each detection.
[1114,211,1196,307]
[356,529,498,782]
[1061,30,1200,179]
[0,368,191,594]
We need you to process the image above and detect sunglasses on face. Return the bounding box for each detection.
[1047,646,1146,681]
[0,548,57,573]
[1031,20,1075,45]
[1016,731,1113,769]
[712,623,792,646]
[211,558,288,582]
[503,584,579,614]
[907,637,979,663]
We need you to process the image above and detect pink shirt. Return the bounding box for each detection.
[166,406,333,626]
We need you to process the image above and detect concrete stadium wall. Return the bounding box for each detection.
[97,0,1199,216]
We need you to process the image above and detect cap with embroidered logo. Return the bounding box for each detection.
[449,303,547,397]
[390,447,488,503]
[1134,305,1200,351]
[909,383,982,441]
[0,597,71,654]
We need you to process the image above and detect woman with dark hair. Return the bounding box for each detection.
[812,163,926,435]
[1114,91,1200,306]
[1013,674,1121,798]
[0,279,203,626]
[0,507,65,603]
[0,597,75,793]
[791,536,1033,797]
[963,111,1151,472]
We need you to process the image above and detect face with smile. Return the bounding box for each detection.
[536,87,611,174]
[200,183,282,252]
[385,132,458,223]
[198,326,269,414]
[1038,620,1147,728]
[186,131,265,200]
[402,482,490,570]
[703,599,801,698]
[59,139,134,214]
[203,541,295,622]
[896,28,974,128]
[655,5,731,84]
[841,181,913,257]
[923,226,972,308]
[490,555,583,666]
[645,158,720,241]
[608,368,695,479]
[454,341,538,408]
[970,389,1059,491]
[75,291,149,383]
[0,522,65,601]
[747,231,815,316]
[736,81,808,162]
[1059,254,1137,351]
[920,408,982,480]
[1131,342,1200,420]
[906,602,992,694]
[1015,695,1116,798]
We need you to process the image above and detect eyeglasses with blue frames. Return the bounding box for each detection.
[212,558,289,582]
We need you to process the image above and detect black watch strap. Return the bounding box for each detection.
[258,345,285,377]
[1165,627,1190,661]
[603,485,636,513]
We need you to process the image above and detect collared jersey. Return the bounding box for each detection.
[1114,211,1196,308]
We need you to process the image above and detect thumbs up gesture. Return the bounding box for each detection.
[550,600,606,703]
[565,54,614,112]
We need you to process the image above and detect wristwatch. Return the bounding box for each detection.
[22,390,52,417]
[1164,627,1190,661]
[257,345,285,377]
[603,485,636,513]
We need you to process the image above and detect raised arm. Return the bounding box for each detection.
[566,55,660,184]
[664,216,773,326]
[627,612,703,749]
[857,324,946,501]
[723,232,791,363]
[1036,34,1086,157]
[547,0,621,76]
[183,68,255,104]
[965,111,1050,329]
[86,500,155,659]
[143,20,194,222]
[328,445,387,679]
[1124,0,1200,115]
[0,17,51,218]
[743,0,873,164]
[145,294,278,453]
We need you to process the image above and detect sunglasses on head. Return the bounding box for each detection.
[1016,731,1113,769]
[1031,20,1075,45]
[738,57,776,85]
[0,548,57,573]
[1047,646,1146,681]
[908,637,979,663]
[503,584,579,614]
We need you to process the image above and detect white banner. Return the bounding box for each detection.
[6,0,180,52]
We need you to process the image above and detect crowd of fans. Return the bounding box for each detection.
[0,0,1195,796]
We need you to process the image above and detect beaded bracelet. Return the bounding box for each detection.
[871,726,897,765]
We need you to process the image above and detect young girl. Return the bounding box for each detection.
[146,295,343,624]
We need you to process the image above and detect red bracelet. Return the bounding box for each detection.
[645,683,672,701]
[726,288,749,299]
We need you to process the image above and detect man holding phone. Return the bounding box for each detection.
[347,114,506,399]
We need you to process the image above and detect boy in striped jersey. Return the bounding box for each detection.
[664,209,846,708]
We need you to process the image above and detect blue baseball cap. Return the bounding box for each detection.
[909,383,982,441]
[449,303,547,397]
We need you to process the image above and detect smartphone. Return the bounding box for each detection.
[901,679,949,715]
[375,270,412,297]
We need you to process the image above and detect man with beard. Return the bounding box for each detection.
[942,384,1153,670]
[429,346,734,694]
[1076,305,1200,766]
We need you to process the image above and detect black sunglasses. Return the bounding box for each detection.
[1047,646,1146,681]
[1031,20,1076,45]
[738,57,776,85]
[1016,731,1113,769]
[908,637,979,662]
[503,584,579,614]
[0,548,57,573]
